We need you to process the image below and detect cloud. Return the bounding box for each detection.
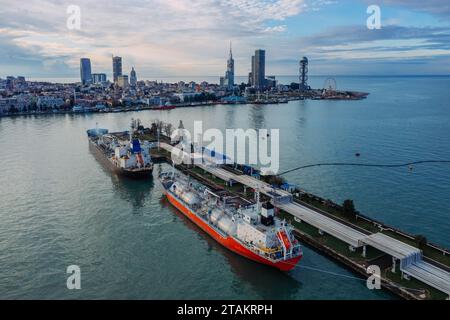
[0,28,74,77]
[298,25,450,49]
[0,0,449,78]
[379,0,450,18]
[0,0,311,77]
[221,0,305,22]
[291,24,450,74]
[263,25,288,33]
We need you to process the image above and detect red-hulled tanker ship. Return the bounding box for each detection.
[159,172,302,271]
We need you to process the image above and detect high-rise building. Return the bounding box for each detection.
[253,49,265,90]
[130,67,137,87]
[224,43,234,89]
[16,76,26,84]
[5,76,15,91]
[250,55,255,86]
[112,56,122,83]
[92,73,107,84]
[80,58,92,85]
[117,75,129,88]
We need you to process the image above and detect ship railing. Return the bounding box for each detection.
[246,242,302,262]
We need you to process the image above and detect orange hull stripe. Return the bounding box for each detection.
[166,192,302,271]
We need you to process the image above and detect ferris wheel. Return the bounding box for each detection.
[323,77,337,92]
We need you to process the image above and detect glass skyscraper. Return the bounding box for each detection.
[80,58,92,85]
[112,56,122,83]
[253,49,265,90]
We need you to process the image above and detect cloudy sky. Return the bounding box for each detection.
[0,0,449,79]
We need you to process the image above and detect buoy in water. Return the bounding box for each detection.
[355,153,361,157]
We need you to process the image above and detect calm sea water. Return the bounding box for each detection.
[1,76,449,299]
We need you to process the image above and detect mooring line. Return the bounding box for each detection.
[288,262,426,293]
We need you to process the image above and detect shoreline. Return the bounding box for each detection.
[0,92,368,119]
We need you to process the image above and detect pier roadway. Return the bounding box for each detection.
[158,143,450,297]
[197,163,293,204]
[402,261,450,296]
[159,143,293,202]
[278,202,367,249]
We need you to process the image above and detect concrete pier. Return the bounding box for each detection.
[158,142,450,299]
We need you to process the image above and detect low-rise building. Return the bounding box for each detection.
[15,94,34,111]
[174,92,202,102]
[37,96,65,110]
[0,97,18,113]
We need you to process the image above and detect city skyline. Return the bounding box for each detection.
[1,0,450,78]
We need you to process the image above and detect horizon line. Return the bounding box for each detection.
[14,74,450,79]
